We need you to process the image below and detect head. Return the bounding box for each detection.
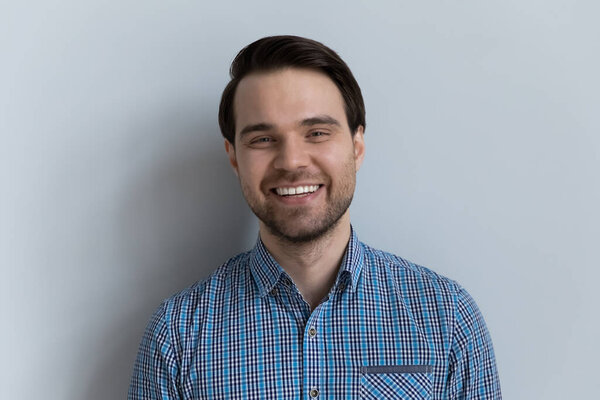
[219,35,365,145]
[219,36,366,244]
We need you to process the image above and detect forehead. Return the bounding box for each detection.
[233,68,347,133]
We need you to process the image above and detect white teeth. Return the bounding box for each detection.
[275,185,319,196]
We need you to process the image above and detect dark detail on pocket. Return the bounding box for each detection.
[360,365,433,374]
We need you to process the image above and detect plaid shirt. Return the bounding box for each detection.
[129,228,501,399]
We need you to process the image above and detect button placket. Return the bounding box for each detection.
[303,306,324,400]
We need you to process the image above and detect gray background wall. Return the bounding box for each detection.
[2,0,598,398]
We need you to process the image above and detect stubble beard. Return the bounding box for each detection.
[240,159,356,244]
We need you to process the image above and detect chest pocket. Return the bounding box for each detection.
[360,365,432,400]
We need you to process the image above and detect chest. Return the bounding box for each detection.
[177,282,451,399]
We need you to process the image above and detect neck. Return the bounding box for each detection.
[259,212,352,311]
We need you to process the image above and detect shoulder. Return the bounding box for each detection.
[159,250,252,327]
[360,242,496,360]
[360,241,461,299]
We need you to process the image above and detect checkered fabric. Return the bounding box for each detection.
[129,228,501,399]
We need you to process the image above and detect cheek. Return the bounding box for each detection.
[237,154,269,186]
[321,146,355,174]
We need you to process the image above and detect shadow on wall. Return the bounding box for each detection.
[79,108,254,399]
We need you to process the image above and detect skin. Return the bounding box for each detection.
[225,67,365,310]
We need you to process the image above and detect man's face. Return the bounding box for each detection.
[226,68,365,243]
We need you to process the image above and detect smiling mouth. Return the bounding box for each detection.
[272,185,321,197]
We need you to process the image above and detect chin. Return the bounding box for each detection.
[266,217,343,244]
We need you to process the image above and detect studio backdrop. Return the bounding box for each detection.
[2,1,599,398]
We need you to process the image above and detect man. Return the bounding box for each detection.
[129,36,501,399]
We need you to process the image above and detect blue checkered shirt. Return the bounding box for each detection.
[129,228,501,399]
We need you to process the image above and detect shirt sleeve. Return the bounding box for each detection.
[128,302,181,399]
[447,285,502,399]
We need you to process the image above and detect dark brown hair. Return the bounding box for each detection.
[218,35,366,144]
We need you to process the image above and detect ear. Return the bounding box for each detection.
[224,139,239,177]
[352,125,365,172]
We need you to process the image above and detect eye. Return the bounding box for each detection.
[308,130,330,139]
[249,136,273,146]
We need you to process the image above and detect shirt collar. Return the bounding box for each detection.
[248,225,364,298]
[248,236,287,298]
[335,225,364,293]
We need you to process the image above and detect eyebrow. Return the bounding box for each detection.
[299,115,341,127]
[239,115,341,137]
[239,123,274,137]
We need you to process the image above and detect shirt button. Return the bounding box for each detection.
[308,327,317,337]
[309,388,319,398]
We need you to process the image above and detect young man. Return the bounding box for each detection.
[129,36,501,399]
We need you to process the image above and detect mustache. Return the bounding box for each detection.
[262,171,325,185]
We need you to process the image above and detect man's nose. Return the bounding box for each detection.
[273,139,310,171]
